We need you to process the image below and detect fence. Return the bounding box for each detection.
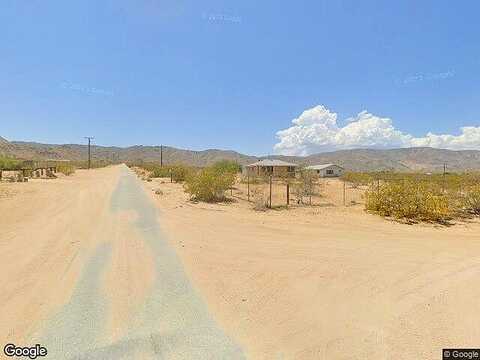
[231,176,366,208]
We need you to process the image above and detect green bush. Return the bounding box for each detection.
[184,167,236,202]
[365,179,453,222]
[149,166,172,178]
[0,156,21,170]
[171,165,193,182]
[57,164,76,176]
[462,185,480,214]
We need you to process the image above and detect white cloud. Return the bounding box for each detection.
[274,105,480,155]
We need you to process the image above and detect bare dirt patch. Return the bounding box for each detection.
[142,176,480,359]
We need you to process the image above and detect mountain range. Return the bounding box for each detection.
[1,136,480,172]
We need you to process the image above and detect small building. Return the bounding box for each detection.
[245,159,298,177]
[306,164,344,177]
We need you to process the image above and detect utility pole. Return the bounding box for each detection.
[160,145,163,167]
[84,137,94,169]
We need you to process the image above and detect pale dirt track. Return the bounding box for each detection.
[2,166,480,360]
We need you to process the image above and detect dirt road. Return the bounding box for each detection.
[0,165,244,359]
[3,165,480,359]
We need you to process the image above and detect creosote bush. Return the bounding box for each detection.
[184,161,237,202]
[365,180,453,222]
[149,166,172,179]
[0,156,21,170]
[462,185,480,214]
[140,163,194,183]
[294,169,317,204]
[170,165,194,182]
[57,164,76,176]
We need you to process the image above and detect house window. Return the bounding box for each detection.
[326,169,334,175]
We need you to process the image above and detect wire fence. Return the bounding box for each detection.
[231,176,367,208]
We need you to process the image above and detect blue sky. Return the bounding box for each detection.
[1,0,479,155]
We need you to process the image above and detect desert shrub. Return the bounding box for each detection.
[293,169,317,204]
[184,166,236,202]
[461,185,480,214]
[342,172,374,187]
[0,156,21,170]
[365,179,453,222]
[211,160,242,174]
[149,166,172,178]
[57,164,76,176]
[170,165,193,182]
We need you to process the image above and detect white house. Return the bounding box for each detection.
[306,164,344,177]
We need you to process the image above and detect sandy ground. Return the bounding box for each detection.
[142,175,480,360]
[0,166,243,359]
[2,166,480,359]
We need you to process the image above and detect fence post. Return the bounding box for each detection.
[269,175,272,208]
[247,175,250,202]
[343,180,346,206]
[170,169,173,183]
[286,183,290,206]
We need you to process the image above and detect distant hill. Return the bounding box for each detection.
[1,136,480,172]
[0,136,8,144]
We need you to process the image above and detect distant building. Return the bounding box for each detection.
[306,164,344,177]
[245,159,298,177]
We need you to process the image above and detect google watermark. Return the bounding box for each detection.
[443,348,480,359]
[4,344,47,359]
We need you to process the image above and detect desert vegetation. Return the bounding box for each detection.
[184,161,238,202]
[0,156,21,170]
[138,160,480,222]
[132,162,196,183]
[356,172,480,222]
[57,164,76,176]
[136,160,240,202]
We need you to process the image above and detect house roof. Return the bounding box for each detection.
[246,159,298,167]
[306,164,344,170]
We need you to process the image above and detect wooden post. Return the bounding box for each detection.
[343,180,346,206]
[286,183,290,206]
[170,169,173,183]
[247,175,250,202]
[269,175,272,208]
